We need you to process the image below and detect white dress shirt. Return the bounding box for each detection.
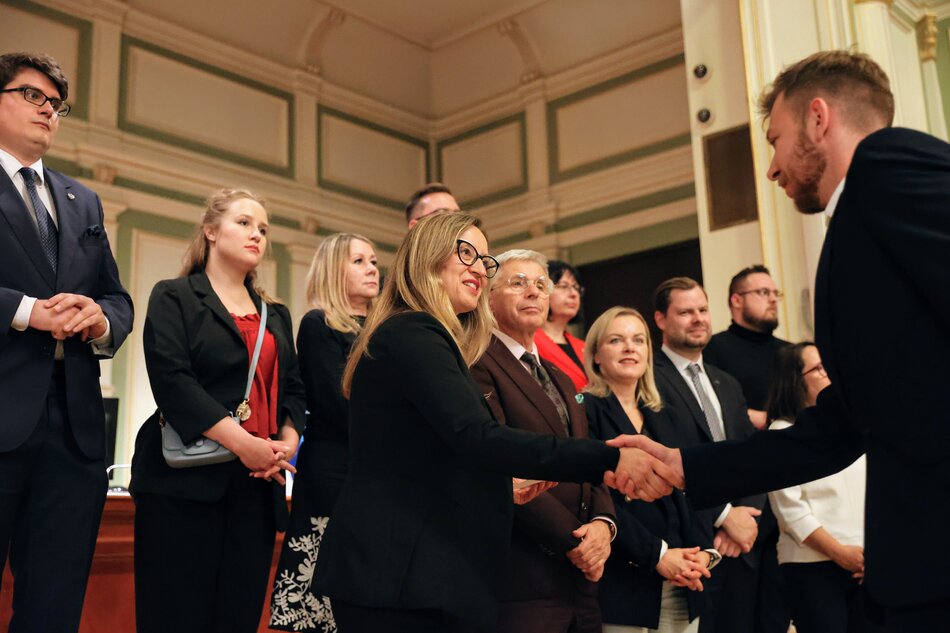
[824,178,846,219]
[1,147,112,354]
[767,419,866,564]
[661,345,733,526]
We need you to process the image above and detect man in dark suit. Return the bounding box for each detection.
[611,51,950,631]
[651,277,763,633]
[0,52,133,632]
[471,249,616,633]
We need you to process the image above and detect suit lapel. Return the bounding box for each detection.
[656,351,714,442]
[0,168,56,289]
[603,393,638,438]
[543,358,582,437]
[487,337,567,437]
[814,214,835,370]
[190,272,243,343]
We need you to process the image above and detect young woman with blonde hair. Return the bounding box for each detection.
[130,188,306,633]
[270,232,379,632]
[584,307,716,633]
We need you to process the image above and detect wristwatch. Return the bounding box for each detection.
[704,548,722,570]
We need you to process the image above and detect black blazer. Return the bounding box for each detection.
[0,167,132,459]
[586,393,711,629]
[470,335,615,602]
[129,273,306,525]
[313,312,620,632]
[682,127,950,610]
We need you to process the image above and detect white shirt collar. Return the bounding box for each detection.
[0,146,44,185]
[493,329,539,365]
[824,178,846,219]
[661,344,705,374]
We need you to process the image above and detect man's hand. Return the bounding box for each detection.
[720,505,761,553]
[713,530,743,558]
[603,434,684,500]
[567,520,611,581]
[29,300,81,339]
[656,547,711,591]
[512,479,558,505]
[748,409,767,430]
[45,293,107,340]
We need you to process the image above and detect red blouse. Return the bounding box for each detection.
[231,313,279,438]
[534,329,588,392]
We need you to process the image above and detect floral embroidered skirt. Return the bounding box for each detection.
[270,440,344,632]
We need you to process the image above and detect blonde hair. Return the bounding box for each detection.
[179,188,278,303]
[583,306,662,412]
[305,233,377,334]
[342,212,495,396]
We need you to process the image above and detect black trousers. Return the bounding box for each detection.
[783,561,865,633]
[333,601,477,633]
[133,463,275,633]
[496,595,602,633]
[0,365,106,633]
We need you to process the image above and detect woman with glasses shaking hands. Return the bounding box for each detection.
[536,261,588,391]
[312,212,677,633]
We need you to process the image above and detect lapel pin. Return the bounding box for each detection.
[67,192,76,200]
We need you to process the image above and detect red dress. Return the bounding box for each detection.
[231,312,279,438]
[534,329,587,391]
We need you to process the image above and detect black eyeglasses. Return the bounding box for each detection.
[554,282,585,297]
[456,239,499,278]
[737,288,783,300]
[0,86,70,117]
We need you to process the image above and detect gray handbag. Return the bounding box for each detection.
[160,302,268,468]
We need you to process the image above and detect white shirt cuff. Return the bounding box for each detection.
[714,503,733,528]
[658,539,669,564]
[12,295,36,331]
[592,515,618,542]
[89,316,114,355]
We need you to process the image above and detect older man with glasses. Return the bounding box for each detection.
[470,249,616,633]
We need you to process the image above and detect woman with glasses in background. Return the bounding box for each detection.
[311,212,667,633]
[765,343,867,633]
[536,261,588,391]
[270,233,379,632]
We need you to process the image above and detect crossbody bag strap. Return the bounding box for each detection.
[244,301,268,399]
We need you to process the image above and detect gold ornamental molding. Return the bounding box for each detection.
[916,13,938,61]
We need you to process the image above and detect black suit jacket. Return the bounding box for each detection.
[0,167,132,459]
[653,351,765,567]
[682,127,950,609]
[470,335,615,602]
[586,393,710,629]
[313,312,620,632]
[129,273,306,525]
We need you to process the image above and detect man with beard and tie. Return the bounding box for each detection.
[703,266,791,633]
[608,50,950,631]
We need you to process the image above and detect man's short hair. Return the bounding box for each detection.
[405,182,453,222]
[728,264,772,298]
[0,52,68,100]
[653,277,705,314]
[758,50,894,131]
[492,249,548,287]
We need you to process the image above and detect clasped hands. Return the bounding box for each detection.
[602,434,685,501]
[29,293,108,341]
[244,427,299,485]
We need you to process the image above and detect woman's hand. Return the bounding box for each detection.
[656,547,711,591]
[833,544,864,577]
[249,425,300,485]
[512,478,557,505]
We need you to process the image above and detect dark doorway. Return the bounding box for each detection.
[577,239,703,345]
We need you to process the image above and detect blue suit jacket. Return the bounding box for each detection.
[0,166,132,460]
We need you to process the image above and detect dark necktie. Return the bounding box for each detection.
[521,352,571,436]
[19,167,58,274]
[686,363,726,442]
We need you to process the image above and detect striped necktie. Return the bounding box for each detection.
[19,167,58,274]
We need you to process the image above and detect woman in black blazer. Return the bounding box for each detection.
[270,232,379,632]
[130,189,306,633]
[311,212,670,633]
[583,306,716,633]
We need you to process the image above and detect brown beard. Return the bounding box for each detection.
[790,131,827,215]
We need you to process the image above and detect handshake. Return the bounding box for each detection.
[603,434,685,501]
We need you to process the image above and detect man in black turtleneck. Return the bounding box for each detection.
[703,264,790,633]
[705,266,790,431]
